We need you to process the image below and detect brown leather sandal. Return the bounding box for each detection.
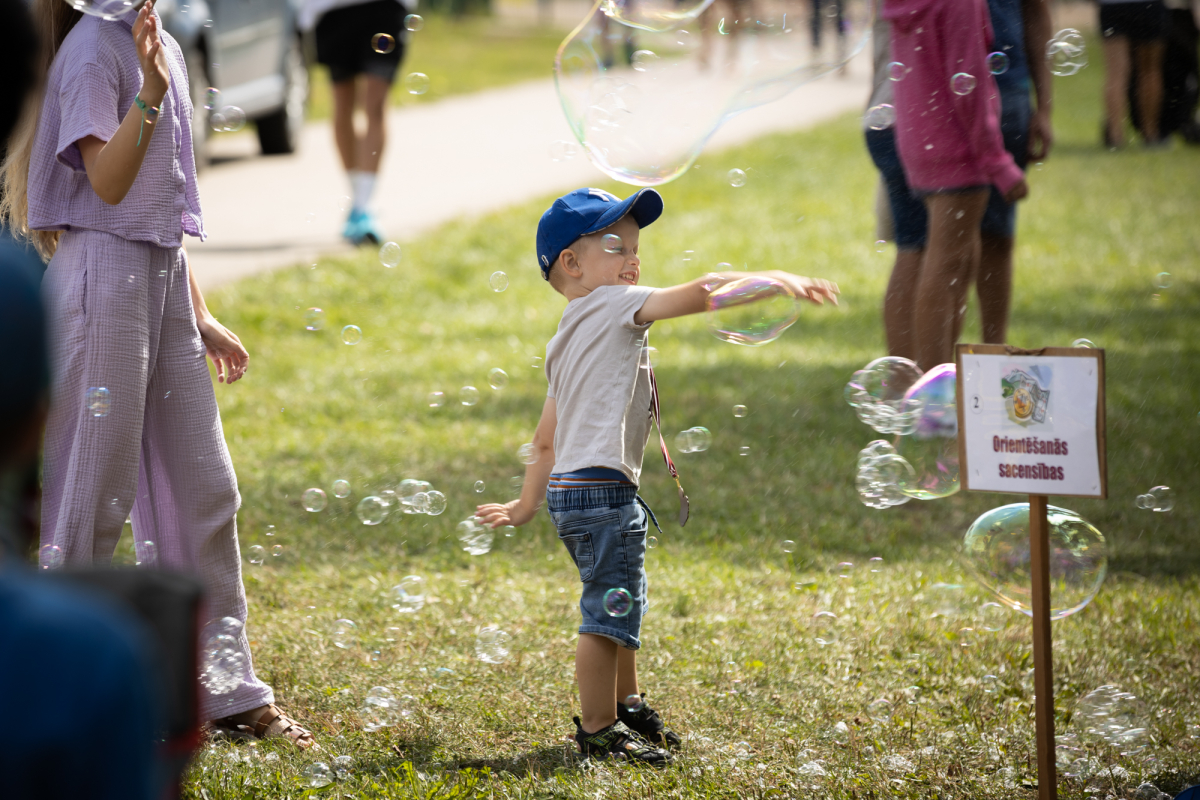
[209,703,318,750]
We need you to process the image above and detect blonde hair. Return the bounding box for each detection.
[0,0,82,262]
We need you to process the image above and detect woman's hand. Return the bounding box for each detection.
[133,1,169,105]
[197,316,250,384]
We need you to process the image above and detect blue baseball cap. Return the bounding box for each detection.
[536,187,664,280]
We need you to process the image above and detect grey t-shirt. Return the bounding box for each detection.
[545,284,656,484]
[864,18,896,130]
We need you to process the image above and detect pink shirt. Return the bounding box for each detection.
[883,0,1024,196]
[28,8,205,247]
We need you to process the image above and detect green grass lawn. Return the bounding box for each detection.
[177,44,1200,799]
[305,14,568,120]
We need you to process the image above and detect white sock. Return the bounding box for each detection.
[351,171,377,214]
[346,169,363,211]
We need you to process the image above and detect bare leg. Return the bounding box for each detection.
[883,247,923,361]
[616,646,640,704]
[914,191,989,371]
[331,78,358,171]
[577,633,619,732]
[1102,36,1131,147]
[977,234,1014,344]
[358,74,390,173]
[1134,40,1166,142]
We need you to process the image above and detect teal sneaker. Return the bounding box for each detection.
[342,209,367,244]
[357,210,384,245]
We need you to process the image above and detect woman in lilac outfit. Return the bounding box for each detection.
[0,0,313,748]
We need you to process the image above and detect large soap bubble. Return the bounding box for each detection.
[844,356,925,434]
[895,363,959,499]
[705,276,799,346]
[555,0,873,185]
[963,503,1107,621]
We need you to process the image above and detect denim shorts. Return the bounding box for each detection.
[547,480,659,650]
[865,85,1032,245]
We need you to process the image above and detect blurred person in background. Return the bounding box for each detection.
[301,0,418,244]
[1100,0,1171,146]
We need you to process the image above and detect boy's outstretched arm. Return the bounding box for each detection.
[634,270,840,325]
[476,396,557,528]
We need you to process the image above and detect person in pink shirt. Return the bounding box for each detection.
[884,0,1029,370]
[0,0,314,748]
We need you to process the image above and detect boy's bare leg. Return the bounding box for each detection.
[358,74,390,173]
[978,234,1014,344]
[883,248,923,360]
[577,633,619,732]
[914,191,989,371]
[616,646,640,704]
[1133,40,1165,142]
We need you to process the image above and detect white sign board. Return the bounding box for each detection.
[956,345,1107,499]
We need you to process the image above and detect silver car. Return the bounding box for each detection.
[157,0,309,166]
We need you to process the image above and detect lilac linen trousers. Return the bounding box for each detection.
[29,10,272,720]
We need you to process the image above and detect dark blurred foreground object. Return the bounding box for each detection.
[1130,5,1200,142]
[48,569,206,800]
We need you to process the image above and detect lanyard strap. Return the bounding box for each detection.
[648,365,689,527]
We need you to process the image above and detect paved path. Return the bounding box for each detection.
[190,48,871,289]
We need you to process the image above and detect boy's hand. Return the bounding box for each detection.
[476,500,535,529]
[770,271,840,306]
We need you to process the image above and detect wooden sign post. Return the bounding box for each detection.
[955,345,1107,800]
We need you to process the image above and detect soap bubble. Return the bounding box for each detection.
[987,51,1010,75]
[379,241,402,267]
[739,446,750,457]
[87,387,111,417]
[601,233,623,253]
[648,535,658,548]
[977,601,1010,631]
[272,545,283,557]
[864,103,896,130]
[812,610,839,645]
[1076,686,1148,750]
[204,87,219,111]
[963,503,1107,620]
[404,72,430,95]
[844,356,925,434]
[867,698,894,723]
[303,488,327,512]
[1072,338,1096,348]
[603,587,633,617]
[857,439,897,467]
[624,693,645,711]
[411,492,430,514]
[705,275,799,346]
[886,61,906,81]
[781,539,795,553]
[305,307,324,331]
[487,368,509,389]
[341,325,362,345]
[425,490,447,515]
[549,139,580,161]
[639,344,657,369]
[371,33,396,54]
[476,625,512,663]
[474,480,485,493]
[331,619,357,649]
[674,425,711,453]
[517,442,538,465]
[489,271,509,292]
[333,479,351,498]
[555,0,870,185]
[199,633,244,695]
[245,544,265,565]
[732,404,747,418]
[1154,271,1171,289]
[833,561,855,579]
[38,544,64,570]
[460,385,480,406]
[1047,29,1087,76]
[356,496,388,525]
[1145,485,1174,512]
[212,106,246,132]
[404,13,424,31]
[362,686,402,731]
[895,363,959,498]
[856,452,916,508]
[332,755,354,780]
[950,72,977,95]
[392,576,426,613]
[458,518,494,555]
[727,168,746,187]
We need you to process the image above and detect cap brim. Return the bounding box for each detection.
[582,188,664,236]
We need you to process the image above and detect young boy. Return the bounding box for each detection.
[475,187,838,765]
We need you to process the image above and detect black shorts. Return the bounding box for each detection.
[1100,1,1169,41]
[315,0,406,84]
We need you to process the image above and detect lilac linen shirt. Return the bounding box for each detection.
[28,8,205,247]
